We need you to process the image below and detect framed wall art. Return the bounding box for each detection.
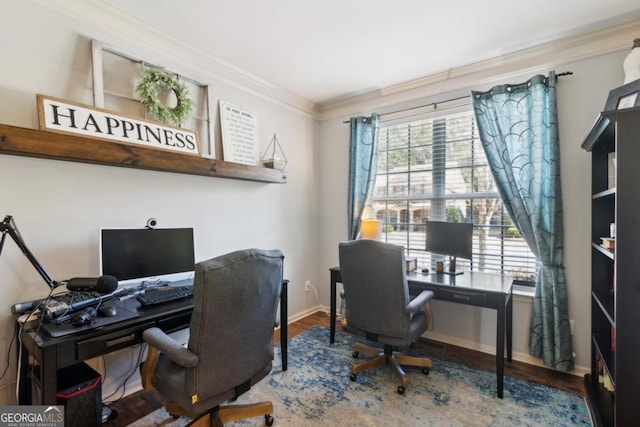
[604,79,640,111]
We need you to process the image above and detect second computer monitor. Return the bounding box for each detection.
[425,220,473,275]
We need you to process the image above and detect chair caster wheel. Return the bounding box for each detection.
[352,351,359,358]
[265,414,274,426]
[397,386,405,395]
[350,373,358,381]
[422,367,430,375]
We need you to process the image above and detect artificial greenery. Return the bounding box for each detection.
[136,68,194,126]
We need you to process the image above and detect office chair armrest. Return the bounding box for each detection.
[142,327,199,368]
[404,290,434,314]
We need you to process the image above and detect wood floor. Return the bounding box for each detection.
[104,311,585,426]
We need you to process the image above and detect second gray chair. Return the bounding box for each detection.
[339,239,433,394]
[140,248,283,426]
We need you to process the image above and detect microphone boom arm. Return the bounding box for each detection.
[1,215,57,289]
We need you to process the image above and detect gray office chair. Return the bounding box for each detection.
[140,249,283,427]
[338,239,433,394]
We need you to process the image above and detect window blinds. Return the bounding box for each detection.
[371,110,537,280]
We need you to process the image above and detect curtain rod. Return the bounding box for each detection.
[343,71,573,124]
[342,95,469,124]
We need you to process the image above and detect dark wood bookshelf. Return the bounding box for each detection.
[582,106,640,426]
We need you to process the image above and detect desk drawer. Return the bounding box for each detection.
[408,284,438,298]
[158,311,192,333]
[438,288,487,307]
[76,322,154,360]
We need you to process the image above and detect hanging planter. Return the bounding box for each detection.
[136,68,194,126]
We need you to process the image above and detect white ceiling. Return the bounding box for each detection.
[106,0,640,105]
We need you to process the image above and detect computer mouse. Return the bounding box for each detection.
[98,304,117,317]
[421,268,430,274]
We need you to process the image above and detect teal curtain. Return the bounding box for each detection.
[472,72,573,371]
[348,114,379,240]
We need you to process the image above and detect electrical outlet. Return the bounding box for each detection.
[305,281,311,292]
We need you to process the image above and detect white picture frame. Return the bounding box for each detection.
[219,100,260,166]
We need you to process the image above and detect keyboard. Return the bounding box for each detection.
[137,286,194,306]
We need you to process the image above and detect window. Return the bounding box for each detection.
[370,108,537,281]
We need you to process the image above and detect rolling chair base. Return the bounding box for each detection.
[349,342,431,394]
[141,346,274,426]
[167,401,274,427]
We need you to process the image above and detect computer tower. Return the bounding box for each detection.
[56,362,102,427]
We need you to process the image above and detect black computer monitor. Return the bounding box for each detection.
[100,227,195,285]
[425,220,473,275]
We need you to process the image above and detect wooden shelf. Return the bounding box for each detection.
[593,188,616,199]
[593,242,615,260]
[0,124,286,184]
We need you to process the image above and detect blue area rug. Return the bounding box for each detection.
[129,326,591,426]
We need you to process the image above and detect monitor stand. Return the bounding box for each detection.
[444,256,464,275]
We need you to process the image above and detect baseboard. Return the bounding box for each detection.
[286,305,330,325]
[305,306,588,377]
[422,330,589,377]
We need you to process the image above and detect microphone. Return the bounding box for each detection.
[11,298,74,318]
[11,299,41,315]
[10,281,118,317]
[64,275,118,293]
[42,292,114,321]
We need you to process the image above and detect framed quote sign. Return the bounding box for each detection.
[219,100,260,166]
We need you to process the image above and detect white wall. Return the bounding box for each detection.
[317,50,630,375]
[0,1,322,404]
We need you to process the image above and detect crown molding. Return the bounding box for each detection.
[317,16,640,122]
[31,0,316,118]
[30,0,640,123]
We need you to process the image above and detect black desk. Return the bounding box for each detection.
[18,280,289,405]
[329,267,513,398]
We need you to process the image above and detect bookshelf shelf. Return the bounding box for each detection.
[592,188,615,199]
[592,243,614,260]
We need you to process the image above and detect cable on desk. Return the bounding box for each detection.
[102,342,148,404]
[1,322,17,382]
[15,321,24,404]
[17,285,56,403]
[307,282,331,319]
[0,321,20,404]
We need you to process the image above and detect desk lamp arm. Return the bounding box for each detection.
[0,215,57,289]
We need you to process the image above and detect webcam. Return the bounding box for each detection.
[146,218,158,229]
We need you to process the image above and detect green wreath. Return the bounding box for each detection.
[136,68,194,126]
